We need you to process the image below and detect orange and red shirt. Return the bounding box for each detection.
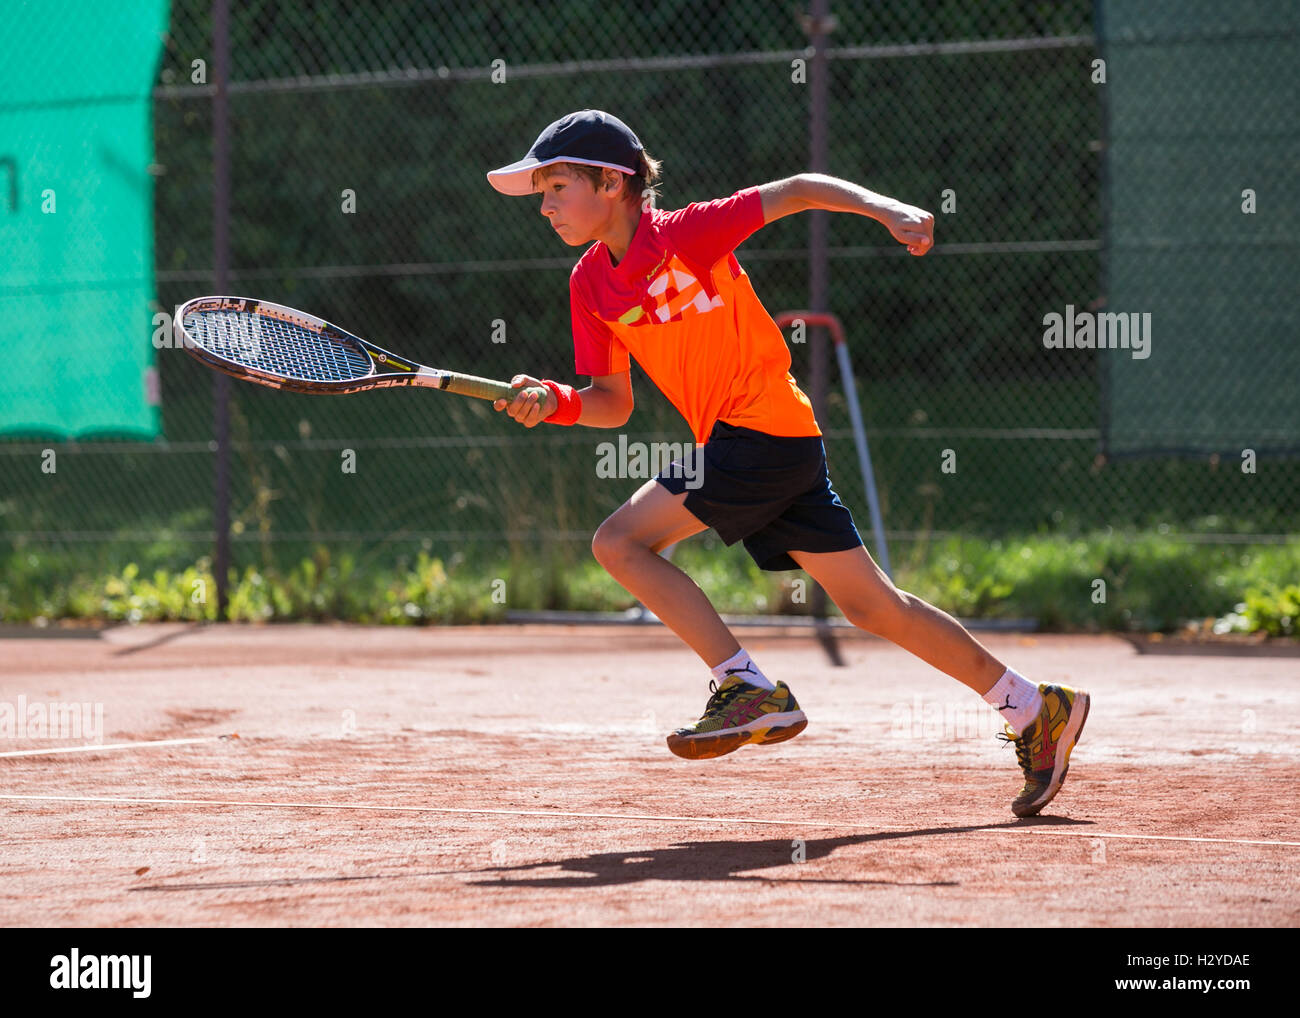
[569,186,820,444]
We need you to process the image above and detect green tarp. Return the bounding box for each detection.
[1100,0,1300,455]
[0,0,170,438]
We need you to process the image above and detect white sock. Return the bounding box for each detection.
[982,668,1043,735]
[709,649,775,690]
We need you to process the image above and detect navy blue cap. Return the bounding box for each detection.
[487,109,643,196]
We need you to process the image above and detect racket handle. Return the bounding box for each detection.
[438,371,550,407]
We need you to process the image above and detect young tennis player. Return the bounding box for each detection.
[487,110,1088,816]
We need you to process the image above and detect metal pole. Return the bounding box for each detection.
[807,0,831,424]
[805,0,836,657]
[834,340,892,577]
[212,0,231,619]
[775,311,892,580]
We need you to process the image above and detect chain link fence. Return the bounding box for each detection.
[3,0,1297,623]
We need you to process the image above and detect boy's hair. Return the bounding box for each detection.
[532,150,663,207]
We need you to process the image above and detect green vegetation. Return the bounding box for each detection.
[4,532,1297,637]
[1215,585,1300,639]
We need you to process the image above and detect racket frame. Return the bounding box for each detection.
[174,295,541,405]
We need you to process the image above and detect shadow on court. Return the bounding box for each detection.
[465,818,1092,888]
[471,835,922,888]
[123,819,1092,894]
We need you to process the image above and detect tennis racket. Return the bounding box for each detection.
[174,295,548,405]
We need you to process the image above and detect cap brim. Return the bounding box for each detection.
[486,155,636,196]
[486,156,549,196]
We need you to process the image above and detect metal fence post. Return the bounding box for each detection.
[803,0,842,663]
[212,0,232,619]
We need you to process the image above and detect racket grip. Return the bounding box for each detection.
[440,372,549,407]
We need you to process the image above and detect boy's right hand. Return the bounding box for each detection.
[883,202,935,256]
[494,375,556,428]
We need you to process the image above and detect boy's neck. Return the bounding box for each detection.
[601,201,645,266]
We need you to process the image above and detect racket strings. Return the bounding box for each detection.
[184,310,371,383]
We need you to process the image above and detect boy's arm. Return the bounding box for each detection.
[756,173,935,256]
[494,369,633,429]
[575,370,633,427]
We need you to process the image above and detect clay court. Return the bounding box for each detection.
[2,624,1296,927]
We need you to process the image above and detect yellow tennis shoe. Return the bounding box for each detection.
[998,683,1090,817]
[666,675,808,760]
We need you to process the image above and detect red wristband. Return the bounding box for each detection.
[541,379,582,426]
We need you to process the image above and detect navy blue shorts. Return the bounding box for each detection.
[656,421,864,572]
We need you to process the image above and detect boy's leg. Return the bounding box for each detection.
[594,478,807,759]
[790,545,1090,816]
[788,545,1004,694]
[590,477,737,666]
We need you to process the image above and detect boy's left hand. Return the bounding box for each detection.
[883,203,935,256]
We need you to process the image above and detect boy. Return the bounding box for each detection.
[487,110,1088,817]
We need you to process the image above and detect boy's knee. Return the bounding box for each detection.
[591,524,614,565]
[591,521,633,568]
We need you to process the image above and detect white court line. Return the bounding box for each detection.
[5,794,811,827]
[0,735,236,759]
[975,828,1300,848]
[0,793,1298,848]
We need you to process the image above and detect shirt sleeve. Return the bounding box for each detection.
[659,186,765,270]
[570,269,630,377]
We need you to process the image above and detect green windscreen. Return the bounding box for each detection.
[1100,0,1300,456]
[0,0,169,439]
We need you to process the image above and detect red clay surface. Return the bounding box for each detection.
[2,623,1297,927]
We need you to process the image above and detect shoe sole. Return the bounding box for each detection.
[666,710,808,760]
[1013,691,1090,818]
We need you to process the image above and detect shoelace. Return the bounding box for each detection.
[703,678,750,714]
[996,728,1033,775]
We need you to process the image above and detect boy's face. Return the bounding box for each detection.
[535,166,622,246]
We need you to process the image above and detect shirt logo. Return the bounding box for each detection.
[643,252,670,281]
[618,255,724,327]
